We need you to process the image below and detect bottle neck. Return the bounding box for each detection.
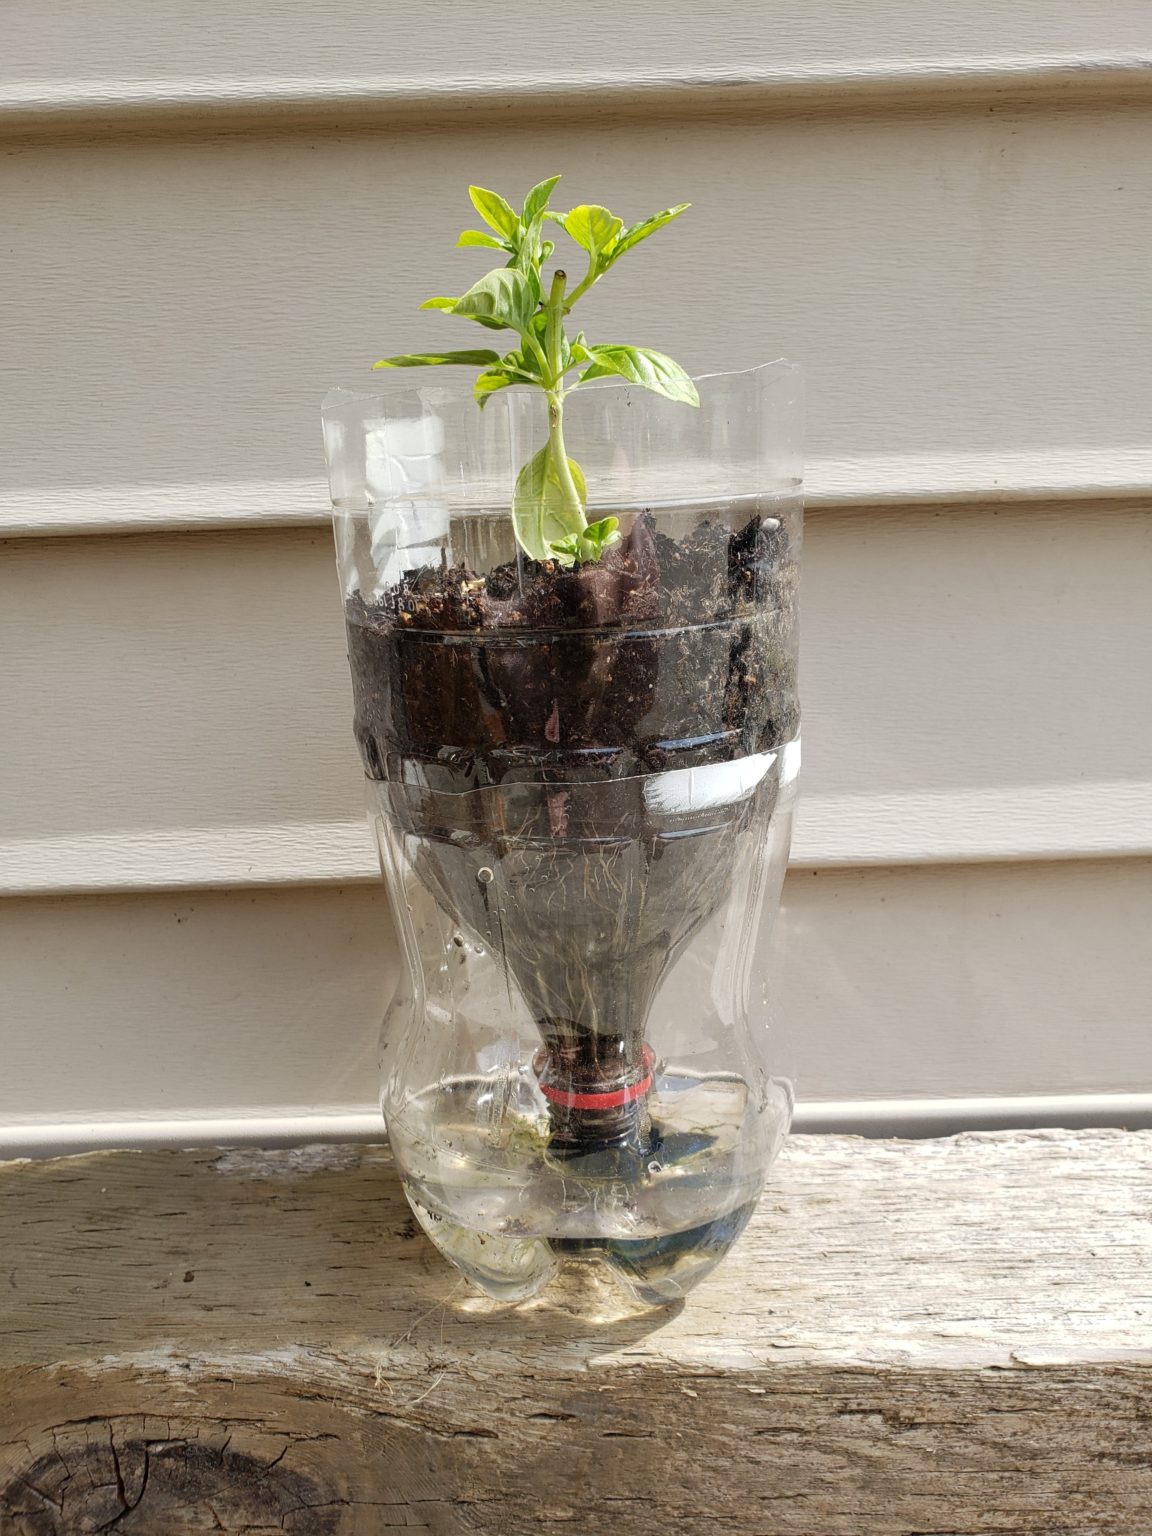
[535,1044,655,1156]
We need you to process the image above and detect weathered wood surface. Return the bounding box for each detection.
[1,1130,1150,1534]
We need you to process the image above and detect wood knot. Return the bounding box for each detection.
[2,1426,340,1533]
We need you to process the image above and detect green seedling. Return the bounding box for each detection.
[374,176,697,564]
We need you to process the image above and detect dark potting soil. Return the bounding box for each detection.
[346,507,799,788]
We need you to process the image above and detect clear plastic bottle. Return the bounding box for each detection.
[323,362,802,1306]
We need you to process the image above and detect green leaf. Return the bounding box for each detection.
[603,203,690,266]
[469,185,520,240]
[421,293,513,331]
[508,238,543,306]
[563,204,624,263]
[474,370,517,407]
[562,330,593,371]
[502,348,541,381]
[548,534,580,562]
[585,515,620,545]
[522,175,562,226]
[578,516,621,559]
[581,345,699,405]
[457,229,508,250]
[452,267,536,334]
[512,445,588,562]
[549,515,620,566]
[373,350,503,369]
[422,289,519,331]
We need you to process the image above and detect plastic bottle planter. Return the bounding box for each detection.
[323,362,802,1307]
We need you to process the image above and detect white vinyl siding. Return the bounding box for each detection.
[2,2,1150,1148]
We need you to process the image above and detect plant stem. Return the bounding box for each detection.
[544,270,586,531]
[547,397,584,527]
[562,255,599,312]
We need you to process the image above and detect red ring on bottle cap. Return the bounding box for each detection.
[535,1046,656,1110]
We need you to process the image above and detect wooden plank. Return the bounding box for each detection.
[1,1131,1149,1533]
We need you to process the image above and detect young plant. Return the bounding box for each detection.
[374,176,697,565]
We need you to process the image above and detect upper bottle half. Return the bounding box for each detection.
[323,361,803,793]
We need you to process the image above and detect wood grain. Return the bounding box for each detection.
[1,1131,1149,1533]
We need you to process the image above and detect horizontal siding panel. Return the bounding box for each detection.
[1,860,1148,1126]
[5,60,1150,140]
[805,501,1152,803]
[9,1094,1152,1156]
[800,781,1152,867]
[1,503,1148,871]
[0,822,379,896]
[3,107,1152,491]
[6,448,1152,539]
[5,781,1152,897]
[770,859,1152,1101]
[0,527,359,846]
[7,1,1150,99]
[0,885,397,1124]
